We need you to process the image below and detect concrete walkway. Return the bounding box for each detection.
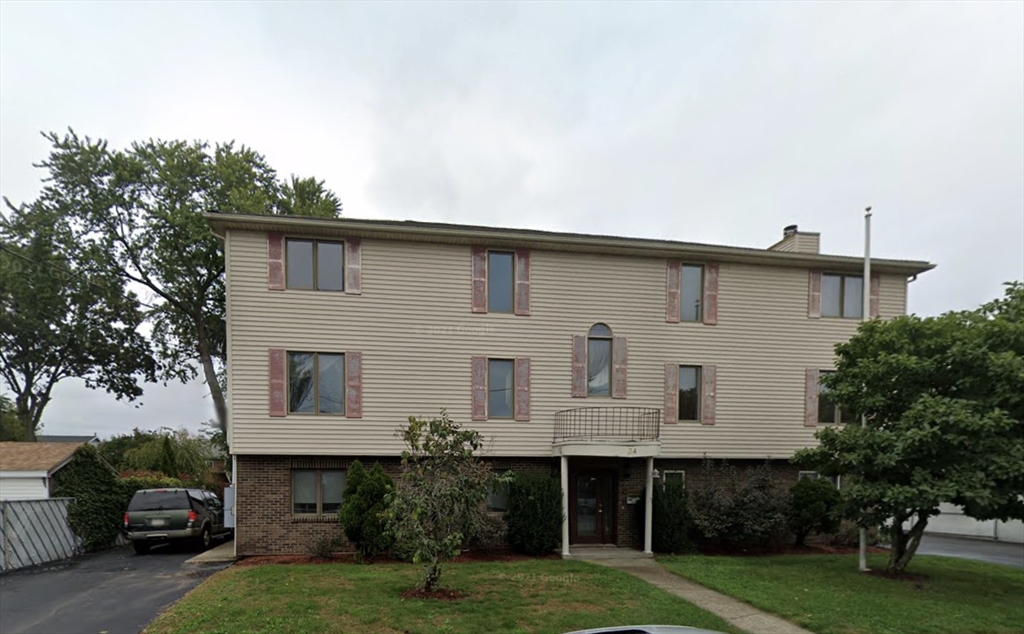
[574,549,812,634]
[184,540,236,565]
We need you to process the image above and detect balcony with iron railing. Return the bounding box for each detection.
[553,407,661,443]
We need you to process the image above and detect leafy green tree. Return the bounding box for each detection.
[339,460,395,561]
[122,427,217,480]
[788,477,841,547]
[0,202,156,440]
[0,395,26,441]
[27,130,341,431]
[796,283,1024,573]
[384,411,497,592]
[97,428,161,470]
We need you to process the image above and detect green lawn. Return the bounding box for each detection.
[146,559,742,634]
[659,553,1024,634]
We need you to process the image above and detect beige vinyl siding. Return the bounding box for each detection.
[226,230,908,459]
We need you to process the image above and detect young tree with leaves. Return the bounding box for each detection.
[25,130,341,431]
[796,282,1024,573]
[0,202,155,440]
[385,411,498,592]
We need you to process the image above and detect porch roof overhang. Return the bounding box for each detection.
[552,439,660,458]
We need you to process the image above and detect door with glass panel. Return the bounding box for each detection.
[571,470,617,544]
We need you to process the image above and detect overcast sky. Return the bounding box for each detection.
[1,1,1022,439]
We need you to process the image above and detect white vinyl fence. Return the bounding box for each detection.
[0,498,81,572]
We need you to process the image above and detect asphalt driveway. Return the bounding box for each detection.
[0,542,231,634]
[917,534,1024,569]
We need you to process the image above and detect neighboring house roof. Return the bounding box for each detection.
[37,435,100,445]
[0,442,84,475]
[206,213,935,276]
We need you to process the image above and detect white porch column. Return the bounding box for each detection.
[644,456,654,555]
[561,455,570,557]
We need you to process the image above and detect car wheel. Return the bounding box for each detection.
[198,526,211,551]
[133,541,150,555]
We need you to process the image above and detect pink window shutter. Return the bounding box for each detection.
[663,364,679,424]
[666,261,681,323]
[268,348,287,417]
[805,368,819,427]
[514,249,531,316]
[701,364,717,425]
[514,357,531,421]
[611,337,628,399]
[471,356,487,420]
[571,335,587,398]
[703,263,720,325]
[471,247,488,313]
[345,238,362,295]
[808,271,822,318]
[267,233,285,291]
[345,351,363,418]
[869,273,881,318]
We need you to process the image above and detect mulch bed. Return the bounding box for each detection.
[400,587,465,601]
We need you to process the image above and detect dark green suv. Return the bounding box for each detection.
[124,488,231,554]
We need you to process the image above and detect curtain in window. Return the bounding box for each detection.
[288,353,315,413]
[321,470,345,514]
[292,470,317,514]
[587,338,611,395]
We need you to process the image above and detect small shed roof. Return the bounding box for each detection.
[0,442,84,474]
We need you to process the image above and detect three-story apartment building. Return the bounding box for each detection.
[208,214,933,557]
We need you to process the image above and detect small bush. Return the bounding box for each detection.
[505,473,564,555]
[338,460,395,560]
[653,479,692,553]
[307,535,342,560]
[829,520,882,548]
[469,512,508,550]
[789,477,841,546]
[689,459,791,548]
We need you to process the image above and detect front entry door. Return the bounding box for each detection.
[571,470,617,544]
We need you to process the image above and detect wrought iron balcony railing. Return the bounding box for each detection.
[553,407,661,442]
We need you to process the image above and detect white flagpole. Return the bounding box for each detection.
[859,206,872,572]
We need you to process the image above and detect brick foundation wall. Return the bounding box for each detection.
[235,455,557,556]
[236,454,798,556]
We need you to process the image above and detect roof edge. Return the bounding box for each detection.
[206,213,936,276]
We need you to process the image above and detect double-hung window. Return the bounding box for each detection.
[680,264,704,322]
[292,469,345,515]
[587,324,613,396]
[678,366,701,421]
[821,274,863,318]
[487,251,514,313]
[487,359,515,419]
[288,352,345,415]
[817,371,841,424]
[286,239,345,291]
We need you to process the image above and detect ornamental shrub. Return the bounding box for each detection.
[789,477,842,546]
[338,460,394,561]
[688,459,791,548]
[505,473,563,555]
[653,479,692,553]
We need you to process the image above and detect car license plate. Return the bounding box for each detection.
[150,519,167,527]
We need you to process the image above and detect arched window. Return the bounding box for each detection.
[587,323,613,396]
